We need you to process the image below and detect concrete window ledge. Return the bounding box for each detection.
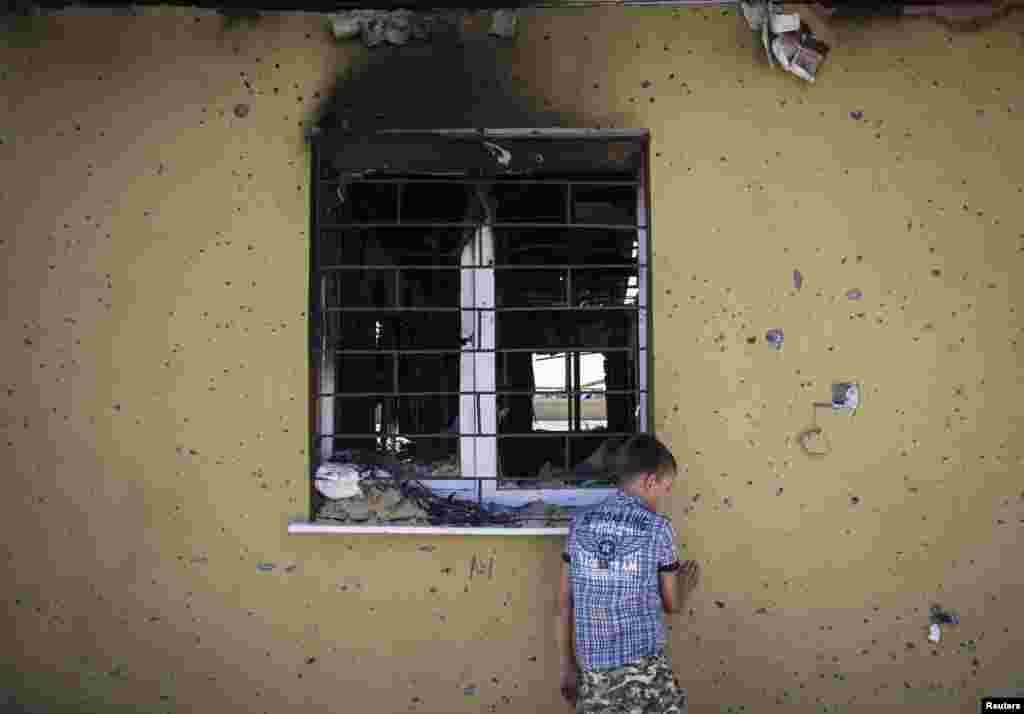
[287,521,568,536]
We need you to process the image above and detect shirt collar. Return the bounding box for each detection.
[612,489,654,513]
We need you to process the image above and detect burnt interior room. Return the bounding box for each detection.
[311,133,650,494]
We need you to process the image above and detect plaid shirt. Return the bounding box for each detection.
[562,490,681,672]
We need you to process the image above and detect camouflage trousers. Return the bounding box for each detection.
[577,651,687,714]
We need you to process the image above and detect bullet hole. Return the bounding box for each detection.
[641,80,652,89]
[850,496,860,505]
[715,600,725,608]
[234,104,250,118]
[746,336,757,344]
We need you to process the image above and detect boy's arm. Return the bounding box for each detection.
[659,560,700,614]
[659,569,681,614]
[655,519,700,614]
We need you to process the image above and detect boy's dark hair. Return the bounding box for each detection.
[615,433,678,485]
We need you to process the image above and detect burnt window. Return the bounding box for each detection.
[306,130,652,531]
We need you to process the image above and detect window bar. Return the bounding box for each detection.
[475,245,483,496]
[319,432,638,442]
[638,142,651,432]
[563,434,570,478]
[320,177,639,187]
[319,432,638,436]
[321,222,642,231]
[319,276,332,462]
[396,181,403,225]
[321,264,645,271]
[321,389,640,398]
[392,337,400,431]
[324,306,639,313]
[309,140,323,500]
[478,210,497,506]
[564,352,571,473]
[565,182,572,225]
[501,342,508,398]
[573,352,582,433]
[460,212,484,491]
[330,347,636,356]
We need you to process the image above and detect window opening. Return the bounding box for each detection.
[310,132,651,528]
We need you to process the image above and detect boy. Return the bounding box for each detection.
[557,434,700,713]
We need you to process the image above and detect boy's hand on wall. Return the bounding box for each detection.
[679,560,700,601]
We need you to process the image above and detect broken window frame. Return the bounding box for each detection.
[306,128,653,526]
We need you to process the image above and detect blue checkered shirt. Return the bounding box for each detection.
[562,490,681,672]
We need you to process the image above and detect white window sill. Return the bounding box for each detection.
[288,521,569,536]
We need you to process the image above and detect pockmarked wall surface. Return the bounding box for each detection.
[2,6,1022,713]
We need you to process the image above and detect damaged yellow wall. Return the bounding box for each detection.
[2,6,1023,713]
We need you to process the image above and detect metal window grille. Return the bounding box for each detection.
[308,130,652,526]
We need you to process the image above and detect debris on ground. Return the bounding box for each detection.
[384,9,412,45]
[314,461,364,499]
[765,328,785,350]
[312,449,575,527]
[330,11,361,39]
[518,500,555,528]
[316,476,431,525]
